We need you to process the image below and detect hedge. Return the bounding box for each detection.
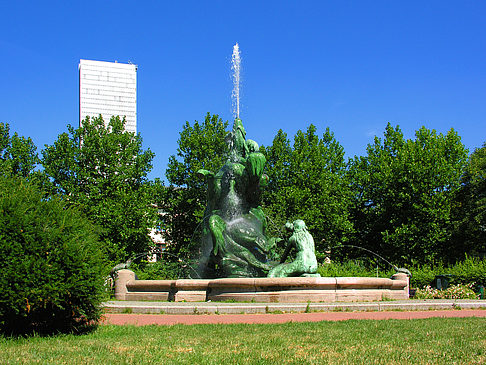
[0,175,106,335]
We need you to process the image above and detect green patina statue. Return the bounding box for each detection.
[268,220,320,278]
[197,119,318,278]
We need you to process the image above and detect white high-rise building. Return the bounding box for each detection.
[79,59,137,133]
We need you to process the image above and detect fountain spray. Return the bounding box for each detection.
[231,43,241,119]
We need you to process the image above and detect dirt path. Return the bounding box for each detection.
[102,309,486,326]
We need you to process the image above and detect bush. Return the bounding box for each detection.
[0,175,106,335]
[409,264,441,288]
[318,260,396,278]
[410,257,486,291]
[448,257,486,290]
[131,257,196,280]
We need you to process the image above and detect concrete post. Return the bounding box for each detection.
[392,272,410,298]
[114,269,136,300]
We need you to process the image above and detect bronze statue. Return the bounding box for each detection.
[198,119,275,278]
[198,119,318,278]
[268,220,320,278]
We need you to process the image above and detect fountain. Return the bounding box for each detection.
[114,44,409,302]
[231,43,241,120]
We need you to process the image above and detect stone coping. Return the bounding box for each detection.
[125,276,406,291]
[115,270,409,303]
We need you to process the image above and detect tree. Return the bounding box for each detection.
[451,142,486,259]
[41,116,156,262]
[0,122,39,178]
[349,123,468,265]
[261,125,354,254]
[160,113,229,261]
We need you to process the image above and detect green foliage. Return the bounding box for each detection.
[409,264,439,288]
[0,175,106,335]
[0,122,48,189]
[317,260,395,278]
[160,113,229,260]
[349,124,468,265]
[131,260,186,280]
[447,257,486,289]
[261,125,353,253]
[451,142,486,259]
[409,257,486,289]
[319,252,486,291]
[41,116,157,262]
[0,122,38,177]
[161,118,477,269]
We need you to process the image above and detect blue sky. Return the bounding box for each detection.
[1,1,485,181]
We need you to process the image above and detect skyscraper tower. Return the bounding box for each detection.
[79,59,137,133]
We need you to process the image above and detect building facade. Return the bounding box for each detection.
[79,59,137,133]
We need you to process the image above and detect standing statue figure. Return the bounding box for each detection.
[268,220,320,278]
[197,118,277,278]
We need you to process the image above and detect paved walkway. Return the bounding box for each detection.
[103,309,486,326]
[102,299,486,326]
[103,299,486,315]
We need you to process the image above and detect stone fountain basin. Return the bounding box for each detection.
[115,270,409,303]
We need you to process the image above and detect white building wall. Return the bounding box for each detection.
[79,59,137,134]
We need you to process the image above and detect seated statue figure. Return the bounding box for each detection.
[268,220,320,278]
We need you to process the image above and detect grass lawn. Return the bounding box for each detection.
[0,318,485,364]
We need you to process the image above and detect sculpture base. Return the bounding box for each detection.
[115,270,409,303]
